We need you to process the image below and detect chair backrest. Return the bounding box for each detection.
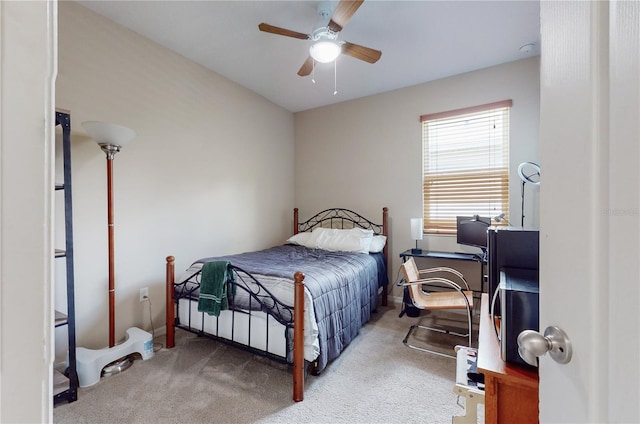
[400,257,422,304]
[400,257,420,283]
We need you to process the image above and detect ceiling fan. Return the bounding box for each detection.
[258,0,382,76]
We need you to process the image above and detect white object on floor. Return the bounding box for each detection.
[453,345,485,424]
[75,327,154,387]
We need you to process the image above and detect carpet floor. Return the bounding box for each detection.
[53,301,482,424]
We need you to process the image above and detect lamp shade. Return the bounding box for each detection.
[410,218,424,241]
[309,40,341,63]
[82,121,136,149]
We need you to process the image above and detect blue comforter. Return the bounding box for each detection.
[195,244,387,372]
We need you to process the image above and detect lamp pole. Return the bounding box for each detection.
[100,143,120,348]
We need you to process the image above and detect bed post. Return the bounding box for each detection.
[293,271,305,402]
[293,208,299,235]
[166,256,176,349]
[381,207,389,306]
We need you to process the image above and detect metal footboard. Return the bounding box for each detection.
[173,264,295,364]
[165,256,306,402]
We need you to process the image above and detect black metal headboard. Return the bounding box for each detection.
[294,208,387,236]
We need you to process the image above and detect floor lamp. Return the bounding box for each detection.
[82,121,136,348]
[75,121,154,387]
[517,161,541,227]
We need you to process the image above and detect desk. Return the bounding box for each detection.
[399,249,483,262]
[399,249,486,293]
[477,293,539,424]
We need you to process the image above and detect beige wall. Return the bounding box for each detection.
[56,2,295,359]
[294,57,540,296]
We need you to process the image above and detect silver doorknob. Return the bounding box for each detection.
[517,326,572,366]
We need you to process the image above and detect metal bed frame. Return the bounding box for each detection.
[165,207,389,402]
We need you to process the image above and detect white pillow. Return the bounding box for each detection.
[369,235,387,253]
[305,227,328,248]
[286,232,312,246]
[307,227,374,254]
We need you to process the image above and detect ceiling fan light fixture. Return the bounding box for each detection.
[309,40,341,63]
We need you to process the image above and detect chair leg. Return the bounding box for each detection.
[402,311,473,358]
[466,307,473,347]
[415,323,470,339]
[403,325,463,359]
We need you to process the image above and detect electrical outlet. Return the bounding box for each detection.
[140,287,149,302]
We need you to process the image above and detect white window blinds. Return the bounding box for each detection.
[420,100,511,234]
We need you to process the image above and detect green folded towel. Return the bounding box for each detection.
[198,261,235,317]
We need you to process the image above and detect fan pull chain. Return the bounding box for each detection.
[312,59,316,84]
[333,59,337,95]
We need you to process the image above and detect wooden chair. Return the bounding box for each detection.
[399,257,474,358]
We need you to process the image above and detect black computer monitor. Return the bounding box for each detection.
[456,216,490,250]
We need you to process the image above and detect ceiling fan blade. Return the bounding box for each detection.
[258,23,309,40]
[328,0,364,32]
[342,41,382,64]
[297,56,314,77]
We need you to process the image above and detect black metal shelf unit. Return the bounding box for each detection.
[54,109,78,404]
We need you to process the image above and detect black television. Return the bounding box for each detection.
[456,216,491,252]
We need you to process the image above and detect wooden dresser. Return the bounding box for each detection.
[477,293,539,424]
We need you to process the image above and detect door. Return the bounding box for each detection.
[0,1,57,422]
[539,1,639,422]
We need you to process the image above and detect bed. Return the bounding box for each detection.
[165,207,389,402]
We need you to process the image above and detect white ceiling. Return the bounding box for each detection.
[77,0,541,113]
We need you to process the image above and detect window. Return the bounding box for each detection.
[420,100,511,234]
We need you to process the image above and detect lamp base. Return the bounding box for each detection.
[411,248,423,254]
[102,356,133,377]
